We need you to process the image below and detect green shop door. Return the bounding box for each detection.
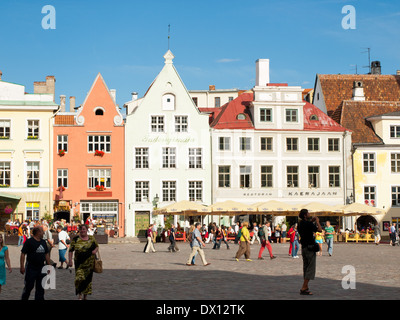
[135,211,150,237]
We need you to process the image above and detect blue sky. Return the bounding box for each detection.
[0,0,399,112]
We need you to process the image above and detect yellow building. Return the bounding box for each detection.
[0,73,59,227]
[313,71,400,236]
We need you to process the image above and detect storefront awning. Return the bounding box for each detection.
[0,192,21,201]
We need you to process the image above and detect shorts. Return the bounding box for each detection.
[315,239,323,244]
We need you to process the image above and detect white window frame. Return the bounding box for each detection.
[260,108,273,122]
[286,137,299,151]
[364,185,376,207]
[188,180,203,201]
[0,119,11,139]
[88,169,111,189]
[135,181,150,202]
[328,166,340,188]
[57,169,68,188]
[307,138,320,152]
[328,138,340,152]
[88,135,111,153]
[363,152,376,174]
[287,166,299,188]
[26,161,40,187]
[391,185,400,207]
[308,166,320,188]
[135,147,149,169]
[218,137,231,151]
[391,153,400,173]
[26,202,40,221]
[0,161,11,187]
[151,115,165,133]
[175,116,188,133]
[218,165,231,188]
[390,125,400,139]
[57,135,68,153]
[260,137,273,151]
[261,165,273,188]
[162,147,176,169]
[162,180,176,202]
[240,165,252,188]
[285,109,298,123]
[27,119,40,139]
[239,137,251,151]
[188,148,202,169]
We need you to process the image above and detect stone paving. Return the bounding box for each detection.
[1,239,400,300]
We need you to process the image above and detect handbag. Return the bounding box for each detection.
[93,251,103,273]
[307,243,320,253]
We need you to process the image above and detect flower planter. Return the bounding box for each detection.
[58,150,65,156]
[0,136,10,139]
[27,184,39,187]
[94,150,105,157]
[95,185,105,191]
[0,184,10,188]
[27,136,38,140]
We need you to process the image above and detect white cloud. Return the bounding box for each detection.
[216,58,240,63]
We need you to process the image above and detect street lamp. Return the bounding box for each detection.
[152,194,160,209]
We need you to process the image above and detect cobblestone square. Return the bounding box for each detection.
[2,239,400,300]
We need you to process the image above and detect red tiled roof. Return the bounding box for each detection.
[210,92,254,129]
[54,115,75,125]
[210,91,348,132]
[340,101,400,144]
[318,74,400,123]
[303,101,348,132]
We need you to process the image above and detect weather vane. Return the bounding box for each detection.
[168,24,171,50]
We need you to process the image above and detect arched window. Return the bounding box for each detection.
[95,107,104,116]
[237,114,246,120]
[310,115,318,121]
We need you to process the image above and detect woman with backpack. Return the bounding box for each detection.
[257,222,276,260]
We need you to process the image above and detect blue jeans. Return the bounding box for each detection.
[18,236,24,246]
[59,249,67,263]
[189,243,197,264]
[326,238,333,255]
[292,240,299,257]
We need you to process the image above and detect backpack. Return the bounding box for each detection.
[237,228,242,239]
[258,227,265,238]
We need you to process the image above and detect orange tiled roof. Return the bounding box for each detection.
[54,115,75,125]
[318,74,400,123]
[340,101,400,144]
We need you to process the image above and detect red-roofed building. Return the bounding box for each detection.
[208,59,353,227]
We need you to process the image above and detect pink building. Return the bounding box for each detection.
[53,74,125,236]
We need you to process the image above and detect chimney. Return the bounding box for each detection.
[396,70,400,76]
[371,61,381,75]
[0,70,2,81]
[256,59,270,86]
[69,96,76,111]
[110,89,116,102]
[131,92,138,101]
[34,76,56,101]
[352,81,365,101]
[60,95,66,112]
[209,85,216,91]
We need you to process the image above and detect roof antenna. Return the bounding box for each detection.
[361,47,371,74]
[168,24,171,50]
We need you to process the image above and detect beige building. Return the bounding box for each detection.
[0,72,59,226]
[189,85,245,109]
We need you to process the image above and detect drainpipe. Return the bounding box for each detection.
[50,104,62,219]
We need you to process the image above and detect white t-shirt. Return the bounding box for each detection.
[58,230,69,250]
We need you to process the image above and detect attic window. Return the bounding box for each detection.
[95,107,104,116]
[237,114,246,120]
[310,115,318,121]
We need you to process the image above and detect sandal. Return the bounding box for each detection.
[300,289,313,295]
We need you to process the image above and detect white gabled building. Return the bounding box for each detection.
[124,51,212,237]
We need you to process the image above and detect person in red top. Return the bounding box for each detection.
[144,224,156,253]
[287,224,297,256]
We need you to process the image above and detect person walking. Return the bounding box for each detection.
[42,224,56,268]
[234,221,242,245]
[186,223,210,267]
[291,225,300,259]
[390,223,397,246]
[216,226,230,250]
[67,224,99,300]
[20,226,52,300]
[324,221,335,256]
[250,222,260,245]
[288,224,296,256]
[315,230,324,256]
[56,225,70,269]
[17,224,24,247]
[281,222,287,243]
[212,224,220,249]
[372,222,381,245]
[0,234,12,294]
[257,222,276,260]
[168,224,179,252]
[145,224,156,253]
[298,209,322,296]
[235,221,252,262]
[187,225,197,265]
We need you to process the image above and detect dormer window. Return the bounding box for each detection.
[310,115,318,121]
[237,114,246,120]
[162,93,175,111]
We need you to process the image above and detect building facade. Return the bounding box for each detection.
[0,74,58,226]
[53,74,125,235]
[208,59,353,226]
[313,71,400,235]
[124,51,212,237]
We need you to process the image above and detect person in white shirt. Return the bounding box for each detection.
[56,225,70,269]
[251,222,260,245]
[87,224,95,236]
